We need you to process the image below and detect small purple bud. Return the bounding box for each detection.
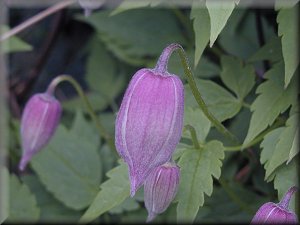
[19,93,62,171]
[144,162,180,222]
[115,44,184,196]
[251,186,298,224]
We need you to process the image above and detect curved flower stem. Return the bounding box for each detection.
[184,125,200,149]
[0,0,76,41]
[160,43,238,143]
[47,75,116,152]
[224,135,262,151]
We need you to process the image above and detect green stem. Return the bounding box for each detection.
[184,125,201,149]
[47,75,116,151]
[242,102,251,109]
[0,0,76,41]
[224,118,285,151]
[218,179,255,214]
[173,45,239,144]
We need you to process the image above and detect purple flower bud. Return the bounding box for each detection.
[251,186,298,224]
[19,93,62,171]
[115,44,184,196]
[144,162,180,222]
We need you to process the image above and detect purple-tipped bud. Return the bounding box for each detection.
[19,93,61,171]
[251,186,298,224]
[144,162,180,222]
[115,44,184,196]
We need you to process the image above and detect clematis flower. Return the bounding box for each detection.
[144,162,180,222]
[19,92,61,171]
[251,186,298,224]
[115,44,184,196]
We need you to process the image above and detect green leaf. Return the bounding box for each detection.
[273,158,298,211]
[190,1,210,66]
[173,142,192,161]
[30,111,102,210]
[260,107,298,180]
[195,56,221,78]
[71,110,100,145]
[109,197,140,214]
[261,111,299,179]
[287,123,299,164]
[260,127,285,180]
[183,107,211,142]
[277,112,299,165]
[276,2,299,88]
[80,8,185,66]
[7,174,40,223]
[206,0,238,47]
[111,0,161,15]
[185,78,242,122]
[80,162,130,223]
[99,144,118,173]
[176,140,224,222]
[1,25,33,53]
[248,36,282,63]
[85,37,126,102]
[22,175,81,222]
[220,56,255,99]
[243,61,298,144]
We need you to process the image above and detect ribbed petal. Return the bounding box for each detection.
[251,203,298,224]
[144,162,180,222]
[115,69,184,196]
[19,93,61,171]
[251,202,276,224]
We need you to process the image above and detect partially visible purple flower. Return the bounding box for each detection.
[78,0,105,17]
[251,186,298,224]
[144,162,180,222]
[19,93,61,171]
[115,44,184,196]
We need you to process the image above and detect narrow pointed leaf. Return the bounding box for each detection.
[190,0,210,66]
[243,62,298,144]
[206,0,238,47]
[276,2,299,88]
[80,162,130,223]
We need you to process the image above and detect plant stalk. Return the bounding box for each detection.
[184,125,201,149]
[47,75,116,152]
[0,0,76,41]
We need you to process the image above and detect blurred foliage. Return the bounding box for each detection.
[5,0,299,224]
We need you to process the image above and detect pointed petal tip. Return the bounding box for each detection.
[129,171,141,197]
[129,177,137,197]
[18,158,28,171]
[18,154,32,172]
[146,212,157,223]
